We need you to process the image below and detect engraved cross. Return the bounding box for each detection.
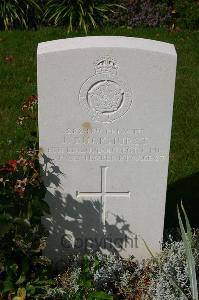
[76,166,130,233]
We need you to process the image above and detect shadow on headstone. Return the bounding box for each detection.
[40,154,135,269]
[164,172,199,239]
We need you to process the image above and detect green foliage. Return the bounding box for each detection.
[109,0,172,28]
[0,0,198,30]
[109,0,199,29]
[0,148,52,299]
[77,255,113,300]
[0,0,42,30]
[174,0,199,29]
[142,204,199,299]
[177,202,198,300]
[55,254,113,300]
[43,0,123,33]
[16,95,39,150]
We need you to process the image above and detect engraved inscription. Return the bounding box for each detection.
[47,127,166,162]
[79,56,133,123]
[76,166,130,233]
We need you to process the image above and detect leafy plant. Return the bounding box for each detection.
[142,203,198,300]
[109,0,172,28]
[55,254,113,299]
[0,0,42,30]
[52,252,143,299]
[177,202,198,300]
[0,149,51,299]
[174,0,199,29]
[17,95,39,150]
[44,0,124,33]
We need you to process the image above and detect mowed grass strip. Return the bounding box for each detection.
[0,26,199,184]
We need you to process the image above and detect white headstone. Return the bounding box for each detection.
[37,36,177,264]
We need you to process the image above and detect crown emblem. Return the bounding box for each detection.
[79,55,132,123]
[95,56,118,75]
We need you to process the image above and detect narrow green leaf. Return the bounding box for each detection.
[180,202,192,243]
[178,204,198,300]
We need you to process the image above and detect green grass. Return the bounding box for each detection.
[0,26,199,184]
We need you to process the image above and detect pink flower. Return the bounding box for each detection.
[14,178,28,197]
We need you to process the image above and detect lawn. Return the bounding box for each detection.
[0,26,199,187]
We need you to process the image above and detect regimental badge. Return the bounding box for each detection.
[79,56,133,123]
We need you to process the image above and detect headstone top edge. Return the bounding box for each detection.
[37,36,176,57]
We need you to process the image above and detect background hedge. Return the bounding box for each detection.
[0,0,198,31]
